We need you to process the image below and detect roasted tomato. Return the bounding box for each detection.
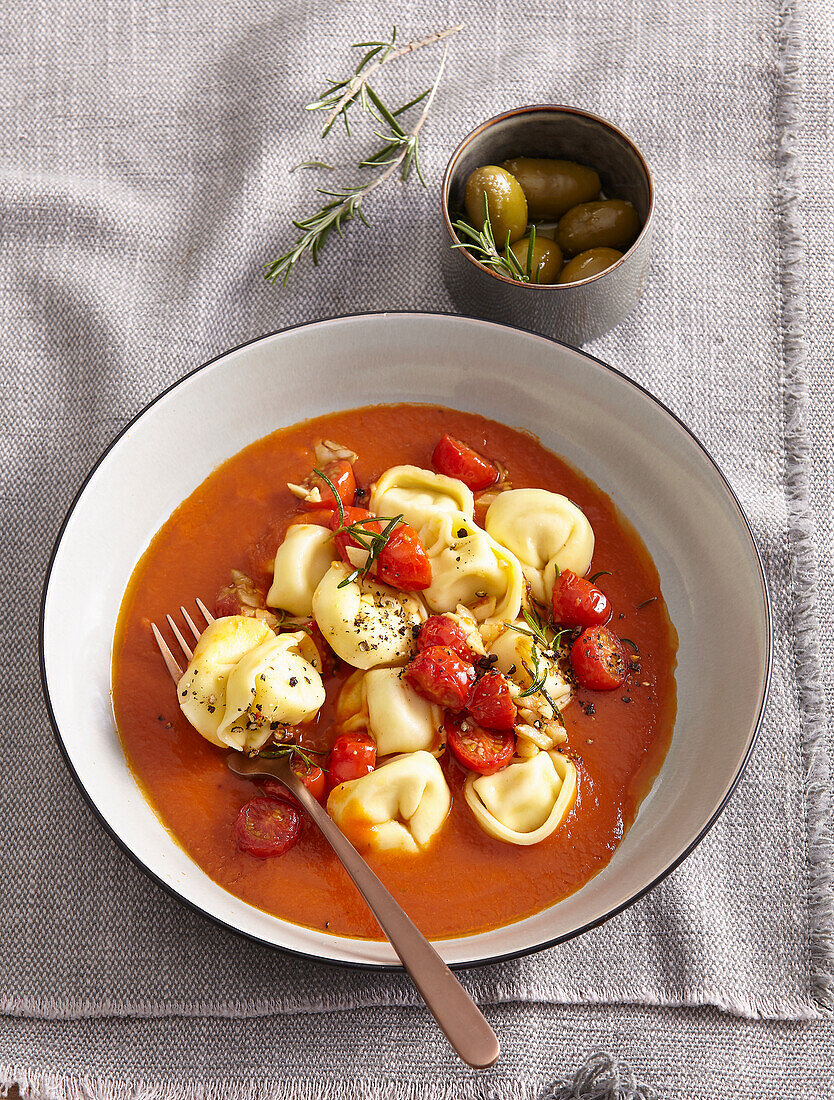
[302,459,356,511]
[468,671,516,731]
[570,626,627,690]
[551,569,612,628]
[235,797,300,858]
[376,522,432,590]
[432,434,498,491]
[262,757,327,807]
[327,732,377,791]
[404,645,476,710]
[416,615,474,661]
[445,713,515,775]
[329,506,381,564]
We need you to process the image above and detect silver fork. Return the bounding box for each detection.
[152,601,500,1070]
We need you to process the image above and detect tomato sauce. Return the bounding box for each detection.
[112,404,677,940]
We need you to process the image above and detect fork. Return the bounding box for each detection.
[152,600,500,1070]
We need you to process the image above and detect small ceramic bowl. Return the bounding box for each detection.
[441,105,655,345]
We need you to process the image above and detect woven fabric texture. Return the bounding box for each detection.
[1,0,833,1093]
[4,1004,834,1100]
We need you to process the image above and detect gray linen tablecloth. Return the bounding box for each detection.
[2,0,833,1095]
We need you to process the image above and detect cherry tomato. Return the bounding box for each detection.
[235,797,300,858]
[376,522,432,590]
[404,645,476,710]
[570,626,628,690]
[327,732,377,791]
[468,671,516,730]
[551,569,612,628]
[444,713,515,775]
[417,615,474,661]
[303,460,356,510]
[290,509,334,528]
[432,434,498,491]
[329,506,381,564]
[262,757,326,807]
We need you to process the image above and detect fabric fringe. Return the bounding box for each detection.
[0,985,822,1023]
[775,0,834,1013]
[1,1053,657,1100]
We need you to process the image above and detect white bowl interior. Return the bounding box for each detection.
[42,314,769,966]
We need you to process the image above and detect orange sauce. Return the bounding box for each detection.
[112,404,677,939]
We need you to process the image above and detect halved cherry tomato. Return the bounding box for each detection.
[235,797,300,858]
[376,522,432,590]
[551,569,612,628]
[327,732,377,791]
[262,757,327,807]
[570,626,627,690]
[290,508,334,528]
[468,671,516,731]
[417,615,474,661]
[329,506,381,564]
[432,434,498,491]
[404,645,476,710]
[445,713,515,775]
[302,460,356,511]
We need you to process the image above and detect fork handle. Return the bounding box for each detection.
[289,774,500,1069]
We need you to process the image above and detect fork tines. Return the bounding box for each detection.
[151,599,215,684]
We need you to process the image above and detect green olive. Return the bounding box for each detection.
[500,157,601,220]
[556,200,641,256]
[464,166,528,246]
[507,236,564,283]
[558,248,624,284]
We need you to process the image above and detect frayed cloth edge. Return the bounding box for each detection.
[775,0,834,1014]
[0,984,822,1023]
[2,1052,658,1100]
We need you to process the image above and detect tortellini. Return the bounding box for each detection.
[334,668,443,756]
[327,751,451,854]
[178,618,325,752]
[312,562,426,670]
[266,523,338,616]
[464,750,577,846]
[485,488,595,604]
[370,465,474,531]
[420,512,523,622]
[489,622,573,748]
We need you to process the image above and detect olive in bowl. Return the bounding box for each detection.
[464,166,528,246]
[559,247,624,284]
[499,157,601,220]
[556,200,641,255]
[441,105,654,345]
[507,235,564,284]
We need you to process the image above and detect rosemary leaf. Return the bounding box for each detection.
[266,33,453,285]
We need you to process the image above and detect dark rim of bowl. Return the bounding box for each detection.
[39,310,771,973]
[441,104,656,290]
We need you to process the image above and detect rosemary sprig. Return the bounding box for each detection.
[451,196,544,283]
[510,607,569,720]
[265,43,449,286]
[256,742,324,771]
[519,648,546,698]
[518,647,563,721]
[509,606,570,652]
[313,467,403,588]
[306,25,463,136]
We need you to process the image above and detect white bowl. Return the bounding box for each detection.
[40,313,770,968]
